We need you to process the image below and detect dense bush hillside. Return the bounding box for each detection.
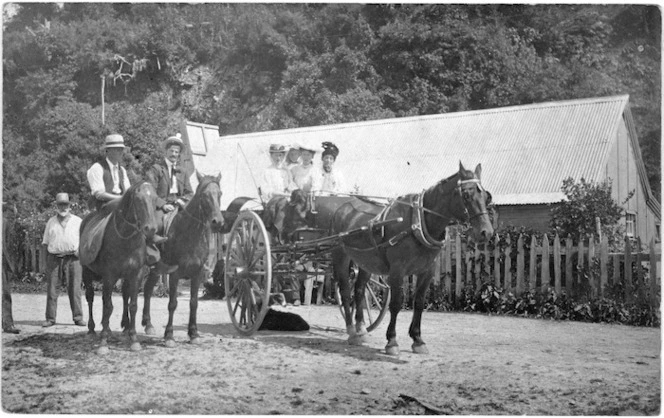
[3,4,660,214]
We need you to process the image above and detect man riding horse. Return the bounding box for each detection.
[83,134,166,269]
[144,133,194,274]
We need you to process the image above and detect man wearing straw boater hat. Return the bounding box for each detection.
[86,134,132,213]
[144,133,194,275]
[146,133,193,224]
[85,133,165,267]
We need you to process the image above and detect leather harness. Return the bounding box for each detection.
[343,178,488,253]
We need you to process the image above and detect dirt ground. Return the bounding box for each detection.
[2,285,661,415]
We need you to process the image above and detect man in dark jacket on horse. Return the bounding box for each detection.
[84,134,165,267]
[144,133,194,275]
[145,133,194,233]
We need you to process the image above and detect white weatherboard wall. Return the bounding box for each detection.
[201,120,486,210]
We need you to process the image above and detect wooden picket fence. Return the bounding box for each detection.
[426,233,660,307]
[16,228,661,309]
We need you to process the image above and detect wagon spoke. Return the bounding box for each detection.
[364,293,374,324]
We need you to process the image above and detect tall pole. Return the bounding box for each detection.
[101,75,105,125]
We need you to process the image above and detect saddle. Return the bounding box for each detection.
[79,211,111,266]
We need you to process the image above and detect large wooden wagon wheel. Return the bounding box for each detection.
[336,262,391,332]
[224,210,272,336]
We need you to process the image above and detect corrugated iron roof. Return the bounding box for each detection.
[200,95,631,209]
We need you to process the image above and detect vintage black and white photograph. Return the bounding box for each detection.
[1,2,661,414]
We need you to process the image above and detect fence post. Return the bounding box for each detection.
[600,235,608,298]
[578,237,585,271]
[454,233,462,299]
[612,252,620,291]
[588,234,596,298]
[505,235,512,293]
[474,245,481,290]
[624,236,633,304]
[636,237,645,304]
[553,234,561,295]
[443,237,452,299]
[39,241,47,274]
[493,234,500,287]
[529,235,537,291]
[465,246,472,291]
[434,249,442,288]
[565,235,573,295]
[649,238,659,307]
[516,234,524,295]
[541,234,550,292]
[483,243,490,279]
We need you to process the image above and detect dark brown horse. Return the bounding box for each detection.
[141,172,224,346]
[328,162,493,355]
[81,182,159,355]
[262,189,310,244]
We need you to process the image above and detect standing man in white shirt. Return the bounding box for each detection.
[41,193,84,327]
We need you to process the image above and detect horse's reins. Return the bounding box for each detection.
[177,183,220,227]
[112,189,147,240]
[338,177,489,251]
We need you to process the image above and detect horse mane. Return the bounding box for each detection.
[185,175,220,217]
[117,182,145,212]
[195,175,217,193]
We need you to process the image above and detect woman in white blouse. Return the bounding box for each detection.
[313,142,346,195]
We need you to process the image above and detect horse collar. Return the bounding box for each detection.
[410,191,445,249]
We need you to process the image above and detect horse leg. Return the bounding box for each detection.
[349,268,371,346]
[141,268,160,335]
[332,250,355,339]
[163,272,179,348]
[82,267,96,336]
[127,271,141,352]
[121,279,130,335]
[188,271,202,345]
[385,273,404,356]
[409,269,433,354]
[98,276,116,355]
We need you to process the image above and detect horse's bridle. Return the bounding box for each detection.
[179,182,221,227]
[455,178,491,222]
[112,189,149,240]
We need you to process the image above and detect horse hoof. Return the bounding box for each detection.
[348,335,366,346]
[165,339,176,348]
[144,326,156,336]
[190,337,201,345]
[130,342,142,351]
[385,345,400,356]
[412,343,429,354]
[97,346,110,355]
[86,331,96,338]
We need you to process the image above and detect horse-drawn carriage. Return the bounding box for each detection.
[82,162,493,356]
[221,194,399,336]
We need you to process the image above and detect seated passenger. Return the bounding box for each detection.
[260,143,297,201]
[290,144,318,193]
[313,141,346,195]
